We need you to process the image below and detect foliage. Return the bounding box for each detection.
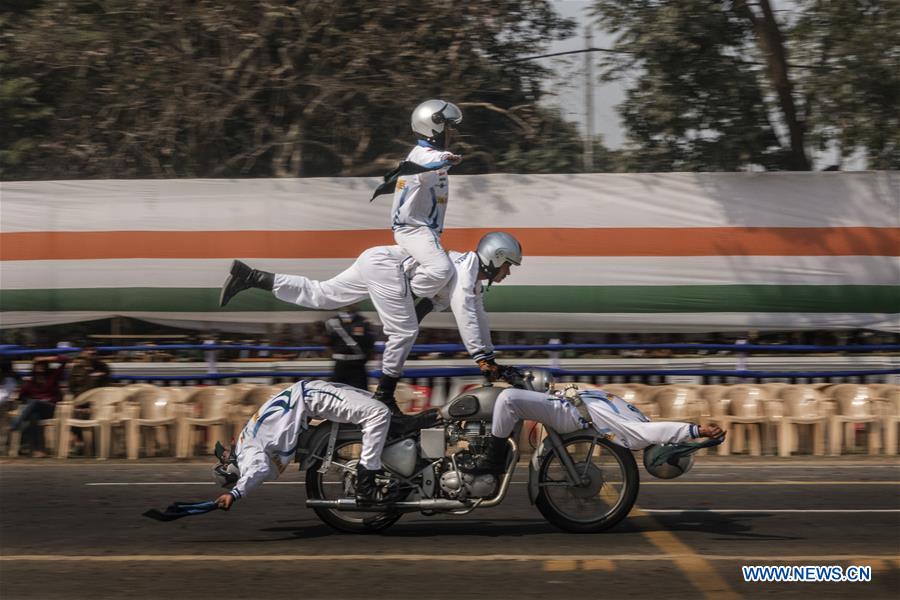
[1,0,593,179]
[591,0,899,170]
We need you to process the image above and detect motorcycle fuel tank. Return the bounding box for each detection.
[440,385,505,421]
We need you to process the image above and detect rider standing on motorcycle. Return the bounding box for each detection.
[472,373,725,474]
[213,380,391,509]
[217,232,523,417]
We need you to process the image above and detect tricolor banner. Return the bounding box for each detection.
[1,172,898,332]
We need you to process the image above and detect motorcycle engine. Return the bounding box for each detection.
[447,421,491,455]
[437,454,497,500]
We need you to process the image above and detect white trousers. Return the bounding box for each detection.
[492,389,696,450]
[273,247,417,378]
[393,226,453,299]
[306,383,391,470]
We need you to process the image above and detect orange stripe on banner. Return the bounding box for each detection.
[1,227,898,260]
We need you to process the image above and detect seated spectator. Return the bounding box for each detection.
[68,344,111,399]
[9,355,69,457]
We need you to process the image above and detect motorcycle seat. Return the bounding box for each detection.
[388,407,441,437]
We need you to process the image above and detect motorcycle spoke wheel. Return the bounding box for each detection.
[306,437,401,534]
[535,434,639,533]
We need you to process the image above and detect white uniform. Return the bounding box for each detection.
[229,380,390,502]
[391,140,456,299]
[430,250,496,363]
[273,246,496,377]
[492,388,699,450]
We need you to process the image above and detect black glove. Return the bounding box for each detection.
[499,365,526,386]
[477,358,502,382]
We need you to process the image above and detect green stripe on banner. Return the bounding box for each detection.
[1,285,898,313]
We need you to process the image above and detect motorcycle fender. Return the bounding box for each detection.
[296,421,337,471]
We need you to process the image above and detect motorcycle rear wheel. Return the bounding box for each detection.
[534,433,639,533]
[306,434,402,534]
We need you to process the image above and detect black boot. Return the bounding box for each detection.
[468,435,510,475]
[373,374,404,416]
[415,298,434,324]
[219,260,275,307]
[355,464,381,505]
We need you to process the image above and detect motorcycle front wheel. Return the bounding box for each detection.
[306,433,402,534]
[534,433,639,533]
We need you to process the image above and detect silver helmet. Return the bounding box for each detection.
[411,99,462,147]
[476,231,522,282]
[523,368,554,393]
[213,441,240,488]
[643,445,695,479]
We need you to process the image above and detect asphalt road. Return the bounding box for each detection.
[1,457,898,600]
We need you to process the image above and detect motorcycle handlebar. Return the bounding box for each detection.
[499,366,532,390]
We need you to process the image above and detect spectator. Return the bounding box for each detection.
[325,306,375,390]
[68,344,111,398]
[9,355,69,457]
[0,357,20,407]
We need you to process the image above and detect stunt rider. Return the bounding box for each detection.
[470,372,725,474]
[218,231,523,416]
[390,100,463,302]
[213,379,391,510]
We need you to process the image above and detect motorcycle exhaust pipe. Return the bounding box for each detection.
[306,498,470,513]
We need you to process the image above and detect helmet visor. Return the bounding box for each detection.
[432,102,463,127]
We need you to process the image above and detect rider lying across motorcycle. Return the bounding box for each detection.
[213,379,391,510]
[470,370,725,474]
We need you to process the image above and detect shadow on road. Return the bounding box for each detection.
[623,511,803,542]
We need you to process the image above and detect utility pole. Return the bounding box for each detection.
[583,25,595,172]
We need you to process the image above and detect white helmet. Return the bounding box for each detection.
[643,445,695,479]
[523,368,554,393]
[411,99,462,148]
[476,231,522,282]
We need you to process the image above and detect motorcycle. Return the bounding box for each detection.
[297,368,642,534]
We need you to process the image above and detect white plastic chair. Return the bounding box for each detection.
[179,387,235,457]
[650,386,701,418]
[717,385,770,456]
[880,388,900,455]
[125,387,182,459]
[8,401,68,457]
[776,386,827,457]
[828,385,881,455]
[56,387,127,459]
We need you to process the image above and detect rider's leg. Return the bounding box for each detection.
[491,388,583,438]
[393,226,453,300]
[469,389,583,475]
[360,252,418,416]
[272,259,369,310]
[308,384,391,504]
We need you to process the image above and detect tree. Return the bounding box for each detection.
[591,0,899,171]
[1,0,590,180]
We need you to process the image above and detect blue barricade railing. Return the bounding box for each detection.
[2,342,900,357]
[3,343,897,382]
[105,366,900,383]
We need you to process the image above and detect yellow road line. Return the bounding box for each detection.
[865,559,888,572]
[631,506,741,600]
[581,559,615,571]
[542,559,578,572]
